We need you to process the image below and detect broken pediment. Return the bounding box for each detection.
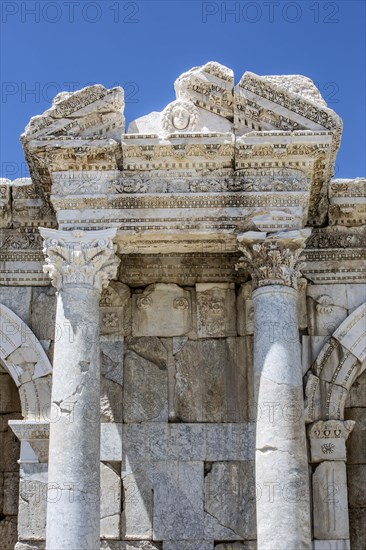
[22,84,125,141]
[128,62,341,139]
[21,62,344,229]
[235,71,342,135]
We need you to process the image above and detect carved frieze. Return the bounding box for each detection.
[0,178,11,228]
[174,61,234,121]
[236,71,341,132]
[328,178,366,226]
[308,420,355,462]
[121,133,234,172]
[22,85,125,141]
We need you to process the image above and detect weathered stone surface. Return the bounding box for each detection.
[0,428,21,471]
[301,335,329,375]
[347,464,366,508]
[153,461,204,540]
[215,544,257,550]
[164,543,213,550]
[132,284,192,337]
[15,543,45,550]
[100,462,121,539]
[349,507,366,550]
[345,284,366,312]
[124,338,168,422]
[349,369,366,407]
[30,287,57,341]
[205,462,256,539]
[100,339,123,423]
[100,375,123,423]
[196,283,236,338]
[0,373,21,413]
[0,516,18,550]
[0,410,21,431]
[126,336,168,370]
[0,286,32,324]
[122,423,254,463]
[100,338,124,386]
[101,423,122,461]
[18,463,48,540]
[237,282,253,336]
[122,461,153,540]
[100,543,162,550]
[312,461,349,539]
[174,338,248,422]
[344,407,366,464]
[313,542,350,550]
[3,471,19,515]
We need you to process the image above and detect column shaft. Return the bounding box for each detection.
[46,287,100,550]
[253,285,311,549]
[39,227,119,550]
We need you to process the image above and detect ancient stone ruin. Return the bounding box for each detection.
[0,62,365,550]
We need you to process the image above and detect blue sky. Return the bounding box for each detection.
[1,0,365,179]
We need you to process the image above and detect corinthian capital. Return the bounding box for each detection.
[39,228,120,292]
[237,229,311,290]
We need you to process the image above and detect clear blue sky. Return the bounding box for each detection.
[1,0,365,179]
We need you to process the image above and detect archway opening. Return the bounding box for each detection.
[0,359,22,550]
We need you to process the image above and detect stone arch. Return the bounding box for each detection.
[0,303,52,420]
[305,302,366,422]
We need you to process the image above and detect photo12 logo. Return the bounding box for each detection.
[1,81,140,105]
[201,2,340,24]
[1,1,140,24]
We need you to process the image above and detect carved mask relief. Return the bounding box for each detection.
[162,100,199,133]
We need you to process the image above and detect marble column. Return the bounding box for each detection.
[237,230,312,550]
[39,228,120,550]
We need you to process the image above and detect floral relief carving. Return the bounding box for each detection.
[39,228,119,292]
[237,233,310,290]
[102,312,119,328]
[321,443,335,455]
[209,299,225,315]
[136,295,153,310]
[173,297,189,311]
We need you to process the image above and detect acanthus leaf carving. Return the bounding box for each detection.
[237,229,311,290]
[39,227,120,292]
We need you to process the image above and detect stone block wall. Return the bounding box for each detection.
[100,281,257,548]
[1,279,365,549]
[1,282,257,549]
[345,370,366,550]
